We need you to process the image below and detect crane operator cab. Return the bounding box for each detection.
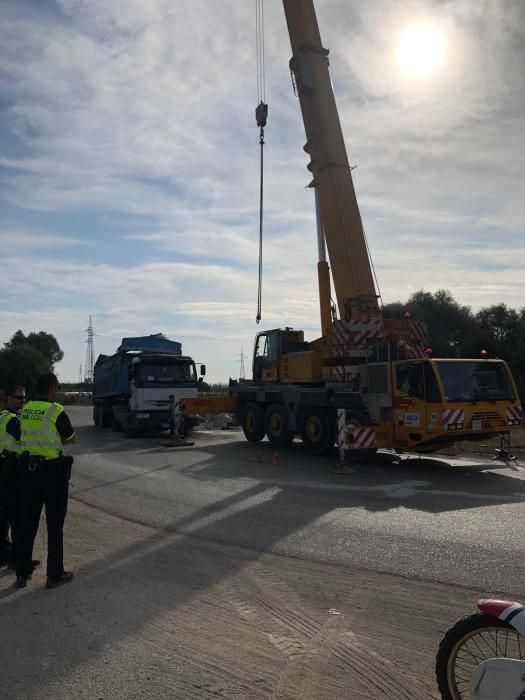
[253,328,317,384]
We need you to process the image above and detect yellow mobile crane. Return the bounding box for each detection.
[228,0,523,457]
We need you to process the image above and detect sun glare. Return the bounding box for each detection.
[396,23,446,80]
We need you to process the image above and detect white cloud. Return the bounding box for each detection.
[0,0,524,381]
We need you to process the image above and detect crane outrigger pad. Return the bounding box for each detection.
[161,437,195,448]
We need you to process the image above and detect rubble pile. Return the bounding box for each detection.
[195,413,240,430]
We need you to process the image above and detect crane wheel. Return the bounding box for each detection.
[265,403,295,448]
[299,407,335,456]
[241,402,266,442]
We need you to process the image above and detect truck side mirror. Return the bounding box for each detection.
[200,364,206,376]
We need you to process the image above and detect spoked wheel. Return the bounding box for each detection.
[436,612,525,699]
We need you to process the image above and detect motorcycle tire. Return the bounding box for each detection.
[436,611,523,700]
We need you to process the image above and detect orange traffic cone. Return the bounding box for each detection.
[256,450,264,463]
[272,451,281,465]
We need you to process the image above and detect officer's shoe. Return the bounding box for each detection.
[45,571,74,589]
[15,575,28,588]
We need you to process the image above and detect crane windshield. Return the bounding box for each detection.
[434,361,515,402]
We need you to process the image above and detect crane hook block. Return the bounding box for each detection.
[256,101,268,128]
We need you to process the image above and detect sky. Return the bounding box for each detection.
[0,0,524,383]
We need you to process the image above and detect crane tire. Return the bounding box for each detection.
[241,402,265,442]
[299,407,335,456]
[265,403,295,448]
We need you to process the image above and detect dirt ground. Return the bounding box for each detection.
[0,497,498,699]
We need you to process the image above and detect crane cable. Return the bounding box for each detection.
[255,0,267,323]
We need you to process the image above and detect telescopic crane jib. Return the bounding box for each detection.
[192,0,524,460]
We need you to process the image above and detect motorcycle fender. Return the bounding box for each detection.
[471,658,525,699]
[478,599,525,636]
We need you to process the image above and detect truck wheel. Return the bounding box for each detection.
[123,417,136,438]
[112,410,123,432]
[345,410,377,462]
[241,402,265,442]
[265,403,295,448]
[299,407,335,456]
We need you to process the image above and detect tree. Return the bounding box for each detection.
[383,289,477,357]
[476,304,525,401]
[4,330,64,368]
[476,304,520,349]
[0,345,50,398]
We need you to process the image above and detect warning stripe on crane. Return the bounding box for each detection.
[332,320,350,346]
[442,408,465,427]
[331,318,428,348]
[349,318,383,344]
[337,409,346,450]
[410,320,428,343]
[507,405,523,422]
[407,345,427,359]
[331,366,360,382]
[348,426,375,449]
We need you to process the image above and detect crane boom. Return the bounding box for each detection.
[282,0,379,321]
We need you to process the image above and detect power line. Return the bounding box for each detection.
[84,316,95,383]
[239,347,246,379]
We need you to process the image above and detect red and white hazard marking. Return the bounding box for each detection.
[442,408,465,427]
[348,318,383,344]
[348,426,375,449]
[409,320,428,343]
[507,405,523,424]
[331,365,360,382]
[332,320,350,346]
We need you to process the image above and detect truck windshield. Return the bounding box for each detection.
[434,361,515,402]
[139,362,196,383]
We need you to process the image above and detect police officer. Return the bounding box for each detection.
[16,373,75,589]
[0,385,26,567]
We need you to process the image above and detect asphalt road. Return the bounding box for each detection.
[68,406,525,596]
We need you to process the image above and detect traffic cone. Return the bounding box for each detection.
[272,451,281,465]
[256,450,264,463]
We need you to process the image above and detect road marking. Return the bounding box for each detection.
[251,477,525,502]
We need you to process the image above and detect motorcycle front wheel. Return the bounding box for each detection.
[436,611,525,699]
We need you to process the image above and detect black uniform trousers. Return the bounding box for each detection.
[17,462,69,578]
[0,454,20,564]
[0,482,11,561]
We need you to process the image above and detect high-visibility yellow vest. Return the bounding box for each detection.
[20,401,65,459]
[0,409,20,454]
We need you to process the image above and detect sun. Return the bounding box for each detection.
[396,23,446,80]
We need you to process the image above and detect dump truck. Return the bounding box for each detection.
[92,333,204,436]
